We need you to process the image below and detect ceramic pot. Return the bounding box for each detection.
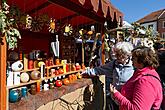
[11,61,23,71]
[30,70,41,80]
[21,87,28,97]
[9,89,22,103]
[8,51,19,61]
[20,72,30,83]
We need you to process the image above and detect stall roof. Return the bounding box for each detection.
[7,0,123,29]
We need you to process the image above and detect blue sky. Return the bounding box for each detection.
[110,0,165,23]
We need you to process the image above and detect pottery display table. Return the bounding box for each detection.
[9,76,105,110]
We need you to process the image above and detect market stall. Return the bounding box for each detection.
[0,0,123,110]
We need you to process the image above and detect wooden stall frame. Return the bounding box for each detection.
[0,36,7,110]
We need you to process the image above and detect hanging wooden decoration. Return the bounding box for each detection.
[30,16,44,32]
[25,14,32,29]
[79,28,86,39]
[48,18,56,33]
[64,24,73,36]
[87,25,95,40]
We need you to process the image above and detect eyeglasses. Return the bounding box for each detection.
[115,53,128,60]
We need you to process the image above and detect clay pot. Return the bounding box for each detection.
[8,51,19,61]
[30,70,41,80]
[20,72,30,83]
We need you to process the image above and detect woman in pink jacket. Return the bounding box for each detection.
[110,46,163,110]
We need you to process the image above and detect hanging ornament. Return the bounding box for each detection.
[26,14,32,29]
[30,16,44,32]
[79,28,87,38]
[87,31,93,35]
[64,24,73,36]
[87,25,95,39]
[48,18,56,33]
[79,29,84,36]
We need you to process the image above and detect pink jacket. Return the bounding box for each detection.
[114,67,163,110]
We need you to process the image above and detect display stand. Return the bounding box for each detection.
[0,0,123,110]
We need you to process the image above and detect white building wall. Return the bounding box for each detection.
[141,21,157,31]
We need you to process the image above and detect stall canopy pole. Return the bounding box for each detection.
[82,35,84,65]
[0,35,7,110]
[89,33,99,66]
[101,25,105,65]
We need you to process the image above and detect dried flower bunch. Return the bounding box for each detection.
[0,1,21,50]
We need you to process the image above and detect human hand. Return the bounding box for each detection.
[81,67,96,76]
[81,67,89,75]
[110,84,117,94]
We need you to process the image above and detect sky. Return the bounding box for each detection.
[110,0,165,23]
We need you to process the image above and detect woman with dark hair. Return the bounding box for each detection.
[110,46,163,110]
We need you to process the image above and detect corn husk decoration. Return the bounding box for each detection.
[48,18,56,33]
[26,14,32,29]
[64,24,73,36]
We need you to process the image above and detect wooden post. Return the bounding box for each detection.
[0,35,7,110]
[82,35,84,65]
[101,34,105,65]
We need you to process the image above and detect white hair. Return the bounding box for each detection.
[115,42,134,55]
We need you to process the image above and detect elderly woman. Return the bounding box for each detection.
[110,46,163,110]
[83,41,134,91]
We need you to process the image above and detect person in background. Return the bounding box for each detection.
[110,46,163,110]
[116,33,124,43]
[154,42,165,82]
[109,38,116,60]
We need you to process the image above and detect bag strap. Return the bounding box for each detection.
[142,74,161,82]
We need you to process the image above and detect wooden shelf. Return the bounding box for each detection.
[7,69,83,89]
[46,64,63,69]
[20,68,40,72]
[7,60,23,62]
[45,69,83,79]
[7,80,37,89]
[19,64,63,72]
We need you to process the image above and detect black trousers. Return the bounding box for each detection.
[106,95,119,110]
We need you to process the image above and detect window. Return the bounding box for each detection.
[163,21,165,28]
[148,24,153,29]
[162,32,165,39]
